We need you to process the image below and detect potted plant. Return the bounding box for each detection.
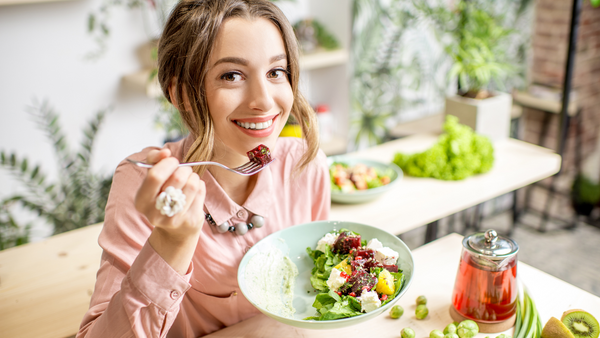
[0,100,113,250]
[571,174,600,217]
[421,1,516,142]
[350,0,422,149]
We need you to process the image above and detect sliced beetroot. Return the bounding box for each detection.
[246,144,272,165]
[354,248,375,259]
[383,264,399,273]
[333,231,361,254]
[352,256,383,272]
[340,268,377,297]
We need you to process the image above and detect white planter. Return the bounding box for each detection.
[444,92,513,142]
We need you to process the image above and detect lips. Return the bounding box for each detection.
[232,114,280,137]
[235,119,273,131]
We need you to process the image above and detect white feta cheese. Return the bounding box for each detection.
[357,290,381,313]
[374,247,399,265]
[316,232,338,253]
[366,238,383,251]
[326,268,348,291]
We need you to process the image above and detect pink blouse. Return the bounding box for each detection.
[77,137,331,338]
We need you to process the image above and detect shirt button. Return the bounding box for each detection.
[170,290,180,299]
[237,209,246,218]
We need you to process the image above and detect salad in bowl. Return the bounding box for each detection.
[238,221,414,330]
[306,228,406,320]
[328,156,402,204]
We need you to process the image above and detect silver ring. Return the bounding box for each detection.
[155,186,187,217]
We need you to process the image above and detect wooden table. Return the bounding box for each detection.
[0,223,103,338]
[205,233,600,338]
[329,134,561,237]
[0,134,562,338]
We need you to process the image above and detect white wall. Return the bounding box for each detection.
[0,0,164,239]
[0,0,351,241]
[280,0,352,143]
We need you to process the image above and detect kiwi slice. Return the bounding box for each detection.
[542,317,576,338]
[561,309,599,338]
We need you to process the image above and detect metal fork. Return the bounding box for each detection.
[126,157,274,176]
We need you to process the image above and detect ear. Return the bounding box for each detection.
[168,79,193,112]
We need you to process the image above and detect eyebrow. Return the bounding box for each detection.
[212,53,287,67]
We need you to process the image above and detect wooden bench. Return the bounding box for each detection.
[0,223,103,338]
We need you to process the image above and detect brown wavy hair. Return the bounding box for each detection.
[157,0,319,175]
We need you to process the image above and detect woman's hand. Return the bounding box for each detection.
[134,148,206,274]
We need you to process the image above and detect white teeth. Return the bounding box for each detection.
[236,118,274,130]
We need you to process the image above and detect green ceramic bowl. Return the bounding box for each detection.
[328,156,403,204]
[238,220,414,330]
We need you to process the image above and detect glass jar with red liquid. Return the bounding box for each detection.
[451,229,519,328]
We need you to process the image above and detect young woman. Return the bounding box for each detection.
[77,1,330,337]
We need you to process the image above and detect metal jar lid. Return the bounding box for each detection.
[463,229,519,269]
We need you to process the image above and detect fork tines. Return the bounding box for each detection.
[235,161,262,174]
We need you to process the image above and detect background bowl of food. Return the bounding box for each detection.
[237,220,414,330]
[328,156,403,204]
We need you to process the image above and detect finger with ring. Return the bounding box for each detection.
[155,186,187,217]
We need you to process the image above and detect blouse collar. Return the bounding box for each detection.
[201,162,275,227]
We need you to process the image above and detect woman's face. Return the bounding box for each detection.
[205,17,293,163]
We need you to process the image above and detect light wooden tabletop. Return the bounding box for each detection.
[0,223,103,338]
[329,134,562,235]
[0,135,563,338]
[205,233,600,338]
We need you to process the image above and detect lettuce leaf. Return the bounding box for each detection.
[310,275,328,291]
[320,299,362,320]
[305,230,407,321]
[382,271,405,306]
[306,244,347,291]
[309,292,362,320]
[313,290,341,309]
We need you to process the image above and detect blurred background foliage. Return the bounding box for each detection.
[349,0,534,149]
[0,0,536,250]
[0,101,113,250]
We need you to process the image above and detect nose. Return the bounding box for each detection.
[247,76,275,112]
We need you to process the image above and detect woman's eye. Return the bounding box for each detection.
[267,69,286,79]
[221,72,242,82]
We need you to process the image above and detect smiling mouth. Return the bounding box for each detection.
[235,118,274,131]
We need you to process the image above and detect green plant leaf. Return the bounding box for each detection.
[20,158,28,173]
[1,100,115,247]
[30,165,40,179]
[88,14,96,32]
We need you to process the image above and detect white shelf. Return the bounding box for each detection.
[122,49,349,99]
[513,90,578,116]
[0,0,72,6]
[299,49,349,71]
[122,69,162,98]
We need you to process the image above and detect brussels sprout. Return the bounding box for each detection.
[416,295,427,306]
[390,305,404,319]
[445,334,459,338]
[402,328,416,338]
[444,323,457,335]
[415,304,429,320]
[430,329,445,338]
[457,320,479,338]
